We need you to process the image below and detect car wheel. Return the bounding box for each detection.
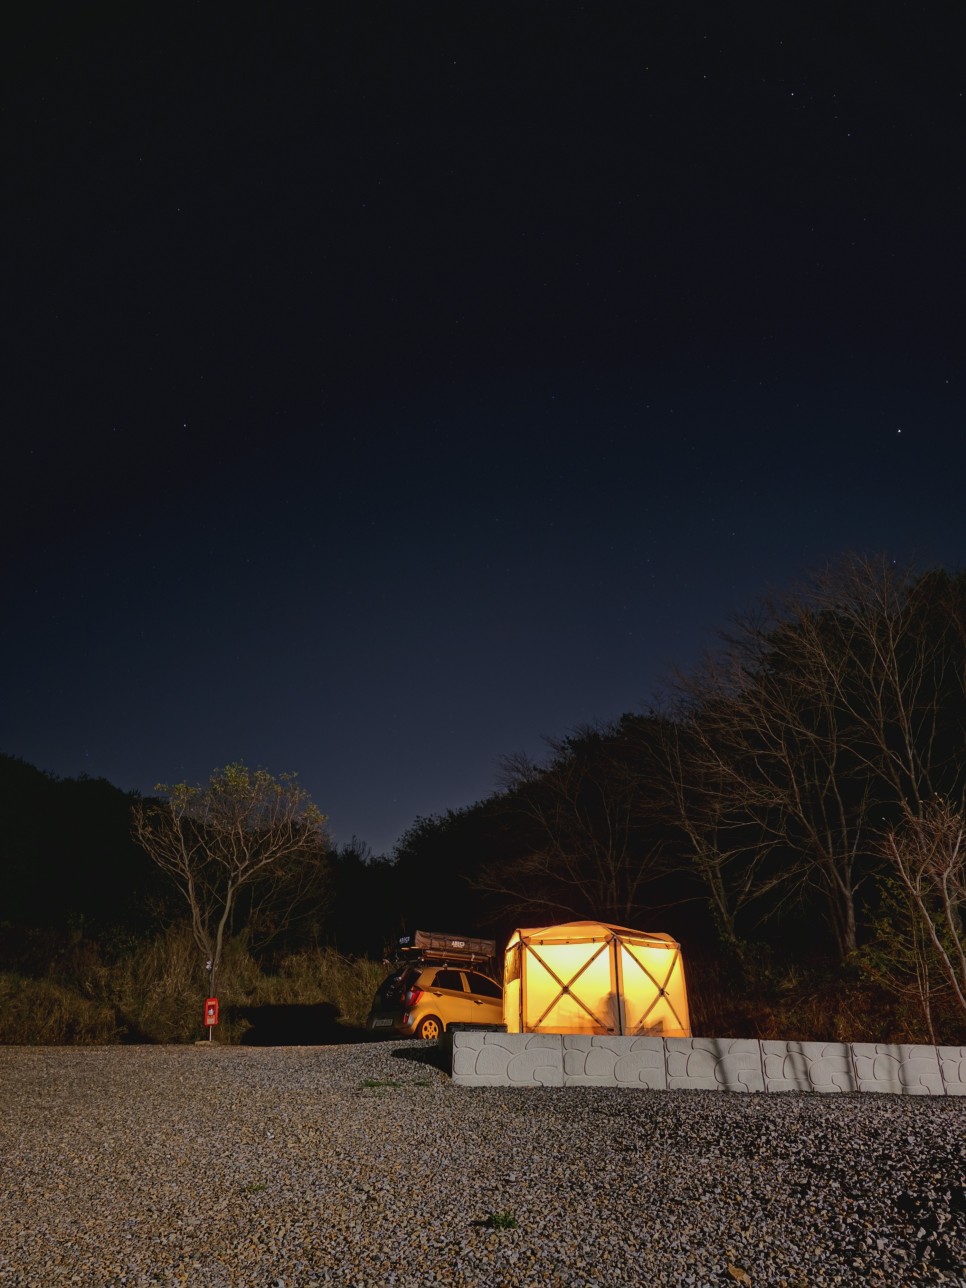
[414,1015,443,1041]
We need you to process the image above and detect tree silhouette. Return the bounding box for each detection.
[668,557,966,958]
[132,763,329,993]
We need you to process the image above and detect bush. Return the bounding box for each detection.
[104,923,215,1043]
[686,952,966,1045]
[0,924,390,1044]
[263,947,387,1026]
[0,973,122,1044]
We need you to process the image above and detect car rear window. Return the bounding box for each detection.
[375,967,418,1003]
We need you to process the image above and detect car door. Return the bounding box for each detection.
[425,968,473,1027]
[463,971,505,1025]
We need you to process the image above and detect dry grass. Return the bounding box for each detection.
[0,925,388,1045]
[686,954,966,1046]
[257,947,387,1023]
[0,974,122,1044]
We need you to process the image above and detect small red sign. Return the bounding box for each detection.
[204,996,219,1027]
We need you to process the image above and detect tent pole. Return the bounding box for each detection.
[520,940,528,1033]
[613,934,625,1036]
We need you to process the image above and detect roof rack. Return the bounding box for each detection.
[396,929,496,966]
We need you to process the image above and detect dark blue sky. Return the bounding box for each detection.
[3,4,963,853]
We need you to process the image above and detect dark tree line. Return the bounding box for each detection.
[5,555,966,1034]
[0,756,165,937]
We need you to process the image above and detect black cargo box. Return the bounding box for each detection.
[397,929,496,964]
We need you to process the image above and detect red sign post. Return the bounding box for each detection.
[204,997,219,1027]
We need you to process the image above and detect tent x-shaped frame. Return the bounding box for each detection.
[524,938,616,1032]
[522,935,686,1035]
[619,943,686,1035]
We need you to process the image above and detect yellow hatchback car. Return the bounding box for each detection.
[367,961,504,1040]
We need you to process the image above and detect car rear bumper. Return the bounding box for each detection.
[367,1014,414,1035]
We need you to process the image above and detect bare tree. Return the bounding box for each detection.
[132,763,329,994]
[883,801,966,1021]
[668,623,876,958]
[659,706,792,947]
[667,557,966,959]
[783,559,965,810]
[858,874,953,1045]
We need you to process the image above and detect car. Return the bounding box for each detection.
[367,939,504,1040]
[366,962,504,1040]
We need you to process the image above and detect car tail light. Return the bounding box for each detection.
[402,987,423,1008]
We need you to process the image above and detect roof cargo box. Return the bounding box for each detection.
[397,930,496,964]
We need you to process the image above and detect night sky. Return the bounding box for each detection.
[3,4,963,855]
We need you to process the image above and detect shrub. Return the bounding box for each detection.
[104,922,213,1043]
[0,973,122,1044]
[266,947,386,1025]
[0,922,391,1044]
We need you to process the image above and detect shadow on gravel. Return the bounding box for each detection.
[236,1003,379,1046]
[391,1043,450,1074]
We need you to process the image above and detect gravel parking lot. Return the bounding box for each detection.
[1,1041,964,1286]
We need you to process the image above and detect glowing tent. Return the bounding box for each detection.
[503,920,690,1037]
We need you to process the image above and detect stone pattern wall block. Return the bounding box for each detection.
[664,1038,765,1092]
[452,1033,563,1087]
[938,1046,966,1095]
[562,1036,667,1089]
[851,1043,944,1095]
[762,1041,855,1093]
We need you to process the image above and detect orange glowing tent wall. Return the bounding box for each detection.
[503,920,690,1037]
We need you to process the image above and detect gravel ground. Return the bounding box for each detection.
[1,1040,964,1286]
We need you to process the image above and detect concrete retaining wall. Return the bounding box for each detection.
[451,1032,966,1095]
